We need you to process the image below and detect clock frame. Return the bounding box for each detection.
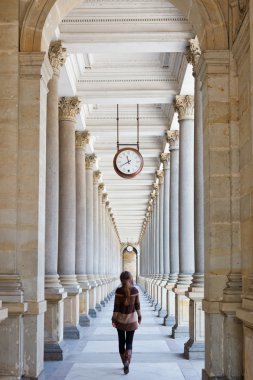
[113,147,144,179]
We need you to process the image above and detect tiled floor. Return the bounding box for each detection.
[44,290,203,379]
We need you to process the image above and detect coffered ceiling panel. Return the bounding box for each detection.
[57,0,194,243]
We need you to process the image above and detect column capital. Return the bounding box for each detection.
[93,170,101,184]
[160,152,170,169]
[156,169,164,184]
[48,40,67,75]
[174,95,194,121]
[98,183,105,195]
[186,36,201,73]
[59,97,81,122]
[102,192,108,203]
[167,130,180,150]
[105,201,110,208]
[75,131,90,149]
[85,153,97,170]
[153,182,159,196]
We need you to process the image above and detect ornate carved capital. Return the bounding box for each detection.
[98,183,105,195]
[156,169,164,184]
[75,131,90,149]
[167,130,179,150]
[85,153,97,170]
[106,201,110,208]
[186,36,201,72]
[93,170,101,183]
[174,95,194,121]
[102,192,108,203]
[160,152,169,163]
[48,41,67,75]
[59,97,81,122]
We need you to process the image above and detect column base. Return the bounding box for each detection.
[100,300,106,307]
[21,372,45,380]
[202,369,227,380]
[184,338,204,360]
[164,315,175,326]
[89,308,97,318]
[79,313,90,327]
[172,324,189,339]
[96,303,102,312]
[158,308,167,318]
[63,325,80,339]
[44,343,63,361]
[154,304,162,312]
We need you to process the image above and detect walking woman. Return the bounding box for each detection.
[112,271,142,374]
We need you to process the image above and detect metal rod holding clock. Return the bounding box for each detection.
[116,104,140,150]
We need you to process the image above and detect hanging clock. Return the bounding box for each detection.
[113,147,144,179]
[126,245,133,252]
[113,104,144,179]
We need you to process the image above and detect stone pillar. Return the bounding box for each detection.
[199,51,242,380]
[172,95,195,339]
[102,193,109,302]
[44,41,67,360]
[93,170,102,311]
[75,131,91,327]
[98,183,106,307]
[156,169,166,317]
[85,154,97,317]
[9,53,51,378]
[58,96,81,339]
[164,131,179,327]
[184,36,205,360]
[159,154,170,319]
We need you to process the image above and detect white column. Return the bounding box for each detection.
[85,154,97,317]
[184,36,205,359]
[93,170,102,311]
[44,41,67,360]
[172,95,195,339]
[58,96,81,339]
[75,131,91,327]
[164,131,179,327]
[98,183,106,307]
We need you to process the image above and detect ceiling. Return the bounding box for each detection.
[57,0,194,243]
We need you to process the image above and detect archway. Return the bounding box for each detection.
[17,1,245,380]
[20,0,228,52]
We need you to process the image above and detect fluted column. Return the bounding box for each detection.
[184,36,205,359]
[44,41,67,360]
[164,131,179,327]
[98,184,106,307]
[159,154,171,319]
[156,170,165,315]
[85,154,97,317]
[172,95,195,339]
[58,96,81,339]
[75,131,91,327]
[93,170,102,311]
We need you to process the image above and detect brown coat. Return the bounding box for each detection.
[112,286,141,331]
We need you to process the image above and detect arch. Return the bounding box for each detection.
[20,0,228,53]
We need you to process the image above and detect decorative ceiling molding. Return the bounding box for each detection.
[61,16,188,24]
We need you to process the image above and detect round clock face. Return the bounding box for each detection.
[113,147,144,179]
[126,245,133,252]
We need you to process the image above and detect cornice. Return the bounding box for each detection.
[61,16,188,25]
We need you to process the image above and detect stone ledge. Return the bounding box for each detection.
[2,301,28,315]
[45,291,67,302]
[236,308,253,328]
[202,300,220,314]
[26,300,47,315]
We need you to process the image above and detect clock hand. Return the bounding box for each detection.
[120,159,132,168]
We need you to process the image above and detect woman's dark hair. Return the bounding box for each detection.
[120,271,132,304]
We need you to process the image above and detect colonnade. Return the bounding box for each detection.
[138,37,205,359]
[43,41,120,360]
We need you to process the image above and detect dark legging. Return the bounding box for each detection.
[117,329,135,354]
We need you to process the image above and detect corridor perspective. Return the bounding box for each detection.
[44,289,202,380]
[1,0,253,379]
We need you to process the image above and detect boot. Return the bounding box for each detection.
[124,350,132,374]
[120,352,126,366]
